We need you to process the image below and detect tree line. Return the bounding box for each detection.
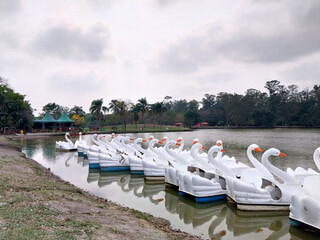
[1,76,320,132]
[41,80,320,130]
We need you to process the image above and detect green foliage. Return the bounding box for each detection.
[0,77,33,132]
[184,110,201,127]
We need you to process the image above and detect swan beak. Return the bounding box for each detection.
[177,139,182,142]
[193,140,198,144]
[202,146,206,149]
[148,137,153,140]
[217,142,222,146]
[279,152,287,157]
[176,143,181,146]
[221,149,226,152]
[103,136,106,138]
[161,138,167,141]
[142,139,147,142]
[158,141,164,144]
[254,147,263,152]
[130,138,134,141]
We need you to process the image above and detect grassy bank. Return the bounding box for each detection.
[0,136,200,240]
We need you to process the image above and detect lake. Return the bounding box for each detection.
[21,128,320,239]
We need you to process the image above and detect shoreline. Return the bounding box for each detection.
[0,136,201,240]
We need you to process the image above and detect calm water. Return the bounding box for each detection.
[21,129,320,240]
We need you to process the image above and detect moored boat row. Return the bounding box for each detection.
[56,133,320,234]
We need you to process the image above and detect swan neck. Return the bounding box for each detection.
[262,151,298,185]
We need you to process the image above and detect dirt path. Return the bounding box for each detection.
[0,136,201,240]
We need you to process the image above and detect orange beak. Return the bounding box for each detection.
[103,136,106,138]
[254,147,263,153]
[279,152,287,157]
[130,138,134,141]
[217,142,221,146]
[161,138,167,141]
[193,140,198,144]
[176,143,181,146]
[148,137,153,140]
[142,139,147,142]
[158,141,164,144]
[221,149,226,152]
[202,146,206,149]
[177,139,182,142]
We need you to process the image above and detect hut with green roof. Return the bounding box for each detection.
[33,112,74,131]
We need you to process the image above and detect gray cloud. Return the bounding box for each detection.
[0,0,21,17]
[156,0,320,74]
[32,23,111,62]
[281,61,320,87]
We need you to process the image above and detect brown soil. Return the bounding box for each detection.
[0,136,202,240]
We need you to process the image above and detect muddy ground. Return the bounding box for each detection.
[0,136,202,240]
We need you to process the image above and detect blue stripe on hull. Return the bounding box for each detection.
[78,152,83,157]
[89,163,100,169]
[195,194,226,203]
[131,170,144,175]
[100,166,130,172]
[179,191,188,197]
[289,217,320,233]
[83,155,88,159]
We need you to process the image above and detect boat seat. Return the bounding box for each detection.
[303,175,320,199]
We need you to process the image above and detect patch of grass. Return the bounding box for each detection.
[130,209,149,222]
[6,193,31,204]
[27,162,42,176]
[107,227,125,235]
[0,203,97,240]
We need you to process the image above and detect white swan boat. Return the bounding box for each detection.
[289,147,320,232]
[55,132,77,151]
[142,138,170,181]
[178,144,228,203]
[165,139,206,189]
[228,148,304,211]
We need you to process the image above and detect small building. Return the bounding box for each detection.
[33,112,74,132]
[174,122,183,127]
[194,122,209,127]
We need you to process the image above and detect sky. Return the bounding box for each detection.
[1,0,320,115]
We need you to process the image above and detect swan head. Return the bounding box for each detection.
[193,138,199,144]
[111,133,115,138]
[249,144,263,153]
[161,136,168,142]
[79,132,82,135]
[208,144,225,155]
[176,137,183,142]
[263,148,287,158]
[216,140,223,147]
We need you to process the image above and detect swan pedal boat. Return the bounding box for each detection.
[289,147,320,232]
[227,148,305,211]
[55,132,77,151]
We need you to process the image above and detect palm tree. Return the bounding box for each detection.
[136,97,149,128]
[118,100,132,131]
[89,99,108,127]
[151,101,167,129]
[131,104,140,129]
[69,105,86,117]
[109,99,120,127]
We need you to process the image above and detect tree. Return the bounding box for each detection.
[71,115,85,130]
[89,99,108,126]
[184,110,201,127]
[42,103,68,119]
[0,77,33,132]
[136,97,149,128]
[69,105,86,117]
[151,102,167,128]
[117,100,132,131]
[131,105,140,129]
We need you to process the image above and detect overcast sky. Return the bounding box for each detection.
[1,0,319,115]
